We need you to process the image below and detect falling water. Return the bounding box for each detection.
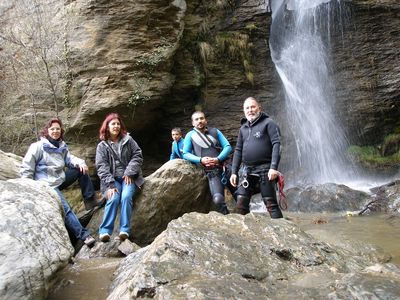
[269,0,355,185]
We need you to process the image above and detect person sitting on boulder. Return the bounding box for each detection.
[170,127,184,160]
[96,113,144,242]
[20,117,96,247]
[183,111,232,215]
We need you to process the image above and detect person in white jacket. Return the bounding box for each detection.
[20,117,96,247]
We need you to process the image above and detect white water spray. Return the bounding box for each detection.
[270,0,356,185]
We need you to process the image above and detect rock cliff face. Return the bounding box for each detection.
[335,0,400,145]
[63,0,399,172]
[1,0,398,174]
[63,0,277,167]
[63,0,187,136]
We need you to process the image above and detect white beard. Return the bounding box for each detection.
[246,111,261,122]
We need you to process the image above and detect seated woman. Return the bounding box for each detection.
[20,117,96,247]
[96,113,144,242]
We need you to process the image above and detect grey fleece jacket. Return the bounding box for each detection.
[96,134,144,193]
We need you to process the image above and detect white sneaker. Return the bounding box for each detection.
[119,232,129,241]
[84,235,96,247]
[99,233,110,242]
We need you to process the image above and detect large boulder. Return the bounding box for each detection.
[87,159,212,246]
[0,178,74,300]
[107,212,399,299]
[285,183,371,212]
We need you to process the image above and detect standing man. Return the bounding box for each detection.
[183,111,232,215]
[230,97,283,218]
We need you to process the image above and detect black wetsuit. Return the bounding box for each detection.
[231,112,283,218]
[183,127,232,215]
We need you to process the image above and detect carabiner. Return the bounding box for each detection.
[242,178,249,188]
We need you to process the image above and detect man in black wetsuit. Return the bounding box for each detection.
[230,97,283,218]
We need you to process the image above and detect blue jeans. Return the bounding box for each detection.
[54,188,90,241]
[99,177,136,235]
[59,167,95,201]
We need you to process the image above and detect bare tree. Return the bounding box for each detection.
[0,0,68,153]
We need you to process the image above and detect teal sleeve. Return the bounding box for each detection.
[216,129,232,162]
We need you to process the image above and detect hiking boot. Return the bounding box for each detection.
[119,232,129,241]
[83,235,96,247]
[99,233,110,242]
[263,197,283,219]
[84,195,106,211]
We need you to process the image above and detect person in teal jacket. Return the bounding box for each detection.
[183,111,232,214]
[169,127,184,160]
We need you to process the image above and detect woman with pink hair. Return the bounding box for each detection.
[96,113,144,242]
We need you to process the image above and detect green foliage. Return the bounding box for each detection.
[128,91,150,107]
[197,20,211,41]
[394,126,400,134]
[383,133,400,145]
[382,133,400,156]
[62,42,74,107]
[245,23,257,33]
[211,0,237,11]
[135,45,171,78]
[198,42,214,75]
[215,32,254,84]
[347,145,400,167]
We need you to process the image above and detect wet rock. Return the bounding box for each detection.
[329,263,400,299]
[0,150,22,180]
[369,180,400,214]
[86,159,212,246]
[76,239,141,259]
[107,212,396,299]
[118,240,141,257]
[286,183,370,212]
[0,178,74,300]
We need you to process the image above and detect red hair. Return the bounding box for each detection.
[40,118,65,140]
[99,113,128,141]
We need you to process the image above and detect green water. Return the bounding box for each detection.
[291,212,400,265]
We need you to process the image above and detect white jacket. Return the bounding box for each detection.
[20,137,87,188]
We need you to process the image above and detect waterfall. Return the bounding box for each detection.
[269,0,355,185]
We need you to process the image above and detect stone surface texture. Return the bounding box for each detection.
[107,212,399,299]
[0,178,74,300]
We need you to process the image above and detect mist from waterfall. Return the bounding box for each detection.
[269,0,356,185]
